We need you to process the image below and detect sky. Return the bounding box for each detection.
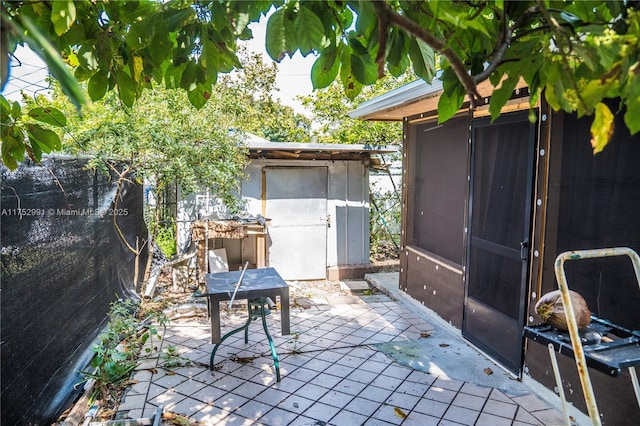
[1,14,317,115]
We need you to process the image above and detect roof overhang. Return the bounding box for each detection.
[349,77,528,121]
[246,140,397,162]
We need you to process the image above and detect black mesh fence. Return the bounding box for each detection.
[1,156,148,425]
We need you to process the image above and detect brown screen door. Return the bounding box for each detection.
[463,112,536,375]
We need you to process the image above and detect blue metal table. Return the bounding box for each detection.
[199,267,290,381]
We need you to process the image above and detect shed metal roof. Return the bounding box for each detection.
[246,140,397,161]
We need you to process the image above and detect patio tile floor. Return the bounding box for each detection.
[114,274,580,425]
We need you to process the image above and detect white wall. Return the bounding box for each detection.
[177,157,371,275]
[243,158,370,269]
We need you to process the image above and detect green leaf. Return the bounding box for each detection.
[149,22,172,65]
[187,81,212,109]
[578,76,617,117]
[88,72,109,102]
[386,30,409,77]
[127,14,157,49]
[10,101,21,120]
[293,5,325,56]
[438,68,465,123]
[408,38,435,83]
[29,138,43,162]
[311,46,340,89]
[179,61,199,91]
[0,95,11,118]
[590,102,614,155]
[266,8,287,61]
[164,7,196,32]
[165,63,186,89]
[116,71,137,108]
[350,53,378,85]
[1,128,24,170]
[28,107,67,127]
[51,0,76,36]
[18,16,87,111]
[489,75,519,121]
[77,43,99,71]
[27,124,61,150]
[623,69,640,135]
[339,46,362,100]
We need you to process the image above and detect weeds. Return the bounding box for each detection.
[82,298,167,403]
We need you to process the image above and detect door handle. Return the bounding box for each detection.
[520,239,529,260]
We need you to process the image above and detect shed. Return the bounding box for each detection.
[350,79,640,423]
[177,138,396,281]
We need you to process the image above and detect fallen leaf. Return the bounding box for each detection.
[484,367,493,375]
[394,407,407,419]
[163,412,178,420]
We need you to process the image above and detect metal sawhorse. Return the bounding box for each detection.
[524,247,640,426]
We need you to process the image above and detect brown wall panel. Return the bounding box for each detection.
[404,248,464,328]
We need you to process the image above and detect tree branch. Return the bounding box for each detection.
[374,4,390,79]
[473,6,538,83]
[371,1,481,107]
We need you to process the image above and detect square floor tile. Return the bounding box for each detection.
[276,394,315,414]
[395,380,430,397]
[301,357,334,372]
[511,393,551,412]
[402,410,440,426]
[330,409,369,425]
[258,406,299,426]
[190,385,228,405]
[271,376,305,394]
[371,404,406,425]
[423,386,457,404]
[172,378,208,396]
[434,377,464,392]
[295,382,329,401]
[359,384,394,402]
[513,406,541,424]
[443,405,480,425]
[346,368,378,384]
[371,373,403,390]
[323,363,356,378]
[318,389,354,409]
[530,408,567,425]
[169,397,207,417]
[381,364,412,381]
[476,412,514,426]
[412,398,449,418]
[232,380,268,400]
[385,392,420,411]
[230,398,271,421]
[333,378,368,396]
[312,372,343,389]
[482,398,518,419]
[344,396,381,417]
[301,402,341,423]
[253,387,288,406]
[460,382,492,398]
[285,366,320,383]
[452,392,487,411]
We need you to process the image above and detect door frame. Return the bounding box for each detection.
[463,111,537,376]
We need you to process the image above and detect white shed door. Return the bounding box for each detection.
[265,167,328,280]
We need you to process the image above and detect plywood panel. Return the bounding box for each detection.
[405,248,464,328]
